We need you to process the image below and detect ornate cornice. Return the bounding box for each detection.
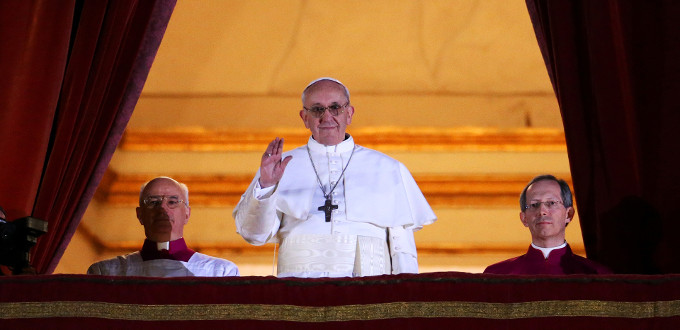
[96,171,571,208]
[119,127,566,152]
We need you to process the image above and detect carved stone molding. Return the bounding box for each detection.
[96,171,571,208]
[120,127,566,152]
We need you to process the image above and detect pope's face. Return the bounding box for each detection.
[520,179,574,247]
[136,178,190,242]
[299,81,354,146]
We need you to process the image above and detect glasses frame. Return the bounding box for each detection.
[524,200,564,211]
[141,195,187,209]
[303,102,349,118]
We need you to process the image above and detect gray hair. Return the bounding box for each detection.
[519,174,573,211]
[139,176,190,206]
[301,77,350,104]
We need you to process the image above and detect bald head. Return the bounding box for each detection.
[139,176,189,206]
[136,176,191,242]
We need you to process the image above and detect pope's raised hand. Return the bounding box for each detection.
[258,137,293,188]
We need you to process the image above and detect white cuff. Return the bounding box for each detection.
[388,226,418,274]
[254,180,276,199]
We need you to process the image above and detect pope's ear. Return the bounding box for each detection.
[344,106,355,125]
[299,109,310,128]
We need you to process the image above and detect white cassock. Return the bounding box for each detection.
[233,135,437,278]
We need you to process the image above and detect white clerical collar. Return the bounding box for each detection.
[156,241,169,251]
[307,134,355,154]
[532,241,567,259]
[155,237,185,251]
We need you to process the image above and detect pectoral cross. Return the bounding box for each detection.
[318,198,338,222]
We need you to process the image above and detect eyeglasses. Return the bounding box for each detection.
[141,195,187,209]
[524,200,563,211]
[303,102,349,117]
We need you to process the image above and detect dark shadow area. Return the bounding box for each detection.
[598,196,661,274]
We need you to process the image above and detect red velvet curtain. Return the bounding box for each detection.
[526,0,680,273]
[0,0,176,274]
[0,0,72,227]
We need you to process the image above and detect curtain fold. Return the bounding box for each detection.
[0,0,74,222]
[44,0,177,275]
[0,0,176,274]
[526,0,680,273]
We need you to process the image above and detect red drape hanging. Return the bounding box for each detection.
[0,0,73,227]
[0,0,176,274]
[526,0,680,273]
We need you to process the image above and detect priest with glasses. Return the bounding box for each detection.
[88,176,239,277]
[233,77,436,278]
[484,174,612,275]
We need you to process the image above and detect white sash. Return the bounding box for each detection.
[277,234,391,277]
